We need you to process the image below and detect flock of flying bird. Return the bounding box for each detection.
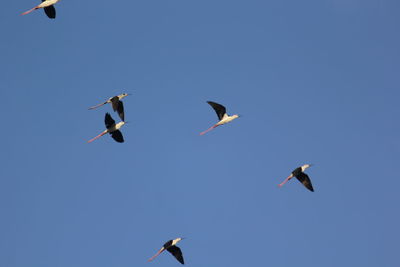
[21,1,316,265]
[85,93,315,264]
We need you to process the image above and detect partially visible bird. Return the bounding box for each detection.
[87,113,125,143]
[278,164,314,192]
[89,93,129,121]
[21,0,59,19]
[148,238,185,265]
[200,101,239,135]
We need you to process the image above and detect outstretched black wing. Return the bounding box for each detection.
[110,97,119,111]
[111,97,125,121]
[43,5,56,19]
[291,167,303,177]
[296,173,314,192]
[104,113,116,129]
[117,101,125,121]
[207,101,226,120]
[163,240,173,248]
[166,245,184,265]
[110,130,124,143]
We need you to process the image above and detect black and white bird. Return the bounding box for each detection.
[148,238,184,265]
[278,164,314,192]
[21,0,59,19]
[200,101,239,135]
[87,113,125,143]
[89,93,129,121]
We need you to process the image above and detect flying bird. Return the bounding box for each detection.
[21,0,59,19]
[88,93,129,121]
[87,113,125,143]
[148,238,184,265]
[278,164,314,192]
[200,101,239,135]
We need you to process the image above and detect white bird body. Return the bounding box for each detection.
[113,94,128,102]
[171,237,182,246]
[38,0,59,8]
[216,114,239,126]
[107,121,125,133]
[301,164,311,172]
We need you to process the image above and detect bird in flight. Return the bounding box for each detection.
[88,93,129,121]
[21,0,59,19]
[200,101,239,135]
[87,113,125,143]
[148,238,185,265]
[278,164,314,192]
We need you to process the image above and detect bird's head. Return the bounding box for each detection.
[116,121,126,128]
[171,237,183,246]
[302,164,312,170]
[232,114,240,120]
[119,93,129,99]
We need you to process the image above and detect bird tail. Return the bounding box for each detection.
[87,131,107,143]
[199,124,219,135]
[88,102,107,110]
[147,248,164,262]
[21,7,37,16]
[278,175,293,187]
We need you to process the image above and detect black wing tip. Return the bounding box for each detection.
[176,256,184,265]
[207,101,226,109]
[304,183,314,192]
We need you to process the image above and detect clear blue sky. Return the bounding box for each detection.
[1,0,399,266]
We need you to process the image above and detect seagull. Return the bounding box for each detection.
[148,238,184,265]
[88,93,129,121]
[278,164,314,192]
[87,113,125,143]
[21,0,60,19]
[200,101,239,135]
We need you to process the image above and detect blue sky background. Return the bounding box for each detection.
[1,0,399,266]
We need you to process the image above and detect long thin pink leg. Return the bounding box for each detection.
[199,124,219,135]
[147,248,164,262]
[87,131,107,143]
[21,7,37,16]
[88,102,107,110]
[278,175,293,187]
